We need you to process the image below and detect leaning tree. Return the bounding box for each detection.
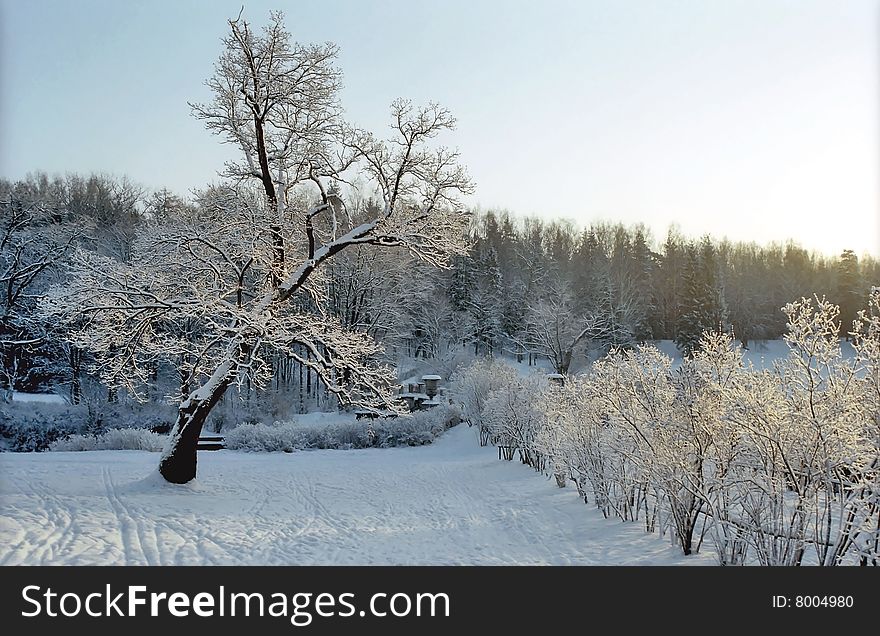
[46,11,472,483]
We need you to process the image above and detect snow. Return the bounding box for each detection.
[8,392,68,405]
[508,358,555,377]
[0,424,710,566]
[399,392,429,399]
[421,374,442,381]
[650,339,857,369]
[291,411,358,427]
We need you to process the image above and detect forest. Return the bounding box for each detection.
[2,169,878,401]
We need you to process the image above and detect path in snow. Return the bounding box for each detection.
[0,425,711,566]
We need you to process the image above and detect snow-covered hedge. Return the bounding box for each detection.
[225,403,461,452]
[449,358,520,445]
[458,291,880,566]
[0,405,84,451]
[0,399,177,452]
[50,428,167,452]
[223,421,304,452]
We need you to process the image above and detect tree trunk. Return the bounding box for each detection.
[158,377,231,484]
[558,350,572,375]
[69,347,81,405]
[252,115,284,283]
[179,358,190,397]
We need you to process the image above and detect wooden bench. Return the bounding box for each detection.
[355,410,399,420]
[197,435,225,451]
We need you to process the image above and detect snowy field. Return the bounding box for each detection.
[652,338,856,369]
[7,391,68,405]
[0,424,710,566]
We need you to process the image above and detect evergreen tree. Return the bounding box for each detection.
[653,228,684,340]
[674,240,725,356]
[836,249,862,338]
[448,254,475,312]
[468,242,505,354]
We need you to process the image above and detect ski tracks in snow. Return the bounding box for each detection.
[1,479,79,565]
[102,466,162,566]
[0,426,711,565]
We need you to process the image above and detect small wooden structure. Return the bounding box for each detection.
[547,373,565,387]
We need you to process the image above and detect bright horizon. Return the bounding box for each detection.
[1,0,878,257]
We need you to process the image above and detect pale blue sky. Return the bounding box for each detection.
[1,0,878,256]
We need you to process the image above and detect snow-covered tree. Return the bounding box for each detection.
[47,11,472,483]
[482,374,547,465]
[835,249,863,338]
[675,239,726,356]
[516,276,607,374]
[449,358,518,446]
[466,242,504,355]
[0,192,78,398]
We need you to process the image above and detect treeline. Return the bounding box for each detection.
[2,171,879,400]
[446,211,879,370]
[1,173,147,399]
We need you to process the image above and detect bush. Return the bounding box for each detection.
[449,358,519,445]
[0,404,85,451]
[482,375,547,465]
[223,421,306,452]
[225,404,461,452]
[0,400,176,452]
[456,291,880,566]
[50,428,167,451]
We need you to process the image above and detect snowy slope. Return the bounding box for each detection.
[0,425,710,566]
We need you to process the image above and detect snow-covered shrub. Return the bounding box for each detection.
[225,404,461,452]
[223,421,306,452]
[52,434,100,452]
[407,402,461,433]
[674,332,752,564]
[369,418,434,447]
[0,404,86,451]
[0,398,177,452]
[51,428,167,451]
[849,288,880,565]
[658,334,747,558]
[449,358,519,445]
[538,374,614,507]
[723,295,880,565]
[373,403,461,447]
[589,345,675,531]
[525,293,880,565]
[0,417,75,452]
[482,375,547,466]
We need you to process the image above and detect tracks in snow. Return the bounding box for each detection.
[102,466,162,566]
[0,427,710,566]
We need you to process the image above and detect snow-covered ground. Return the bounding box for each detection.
[651,338,856,369]
[7,391,68,405]
[0,424,710,566]
[290,411,359,427]
[499,339,856,378]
